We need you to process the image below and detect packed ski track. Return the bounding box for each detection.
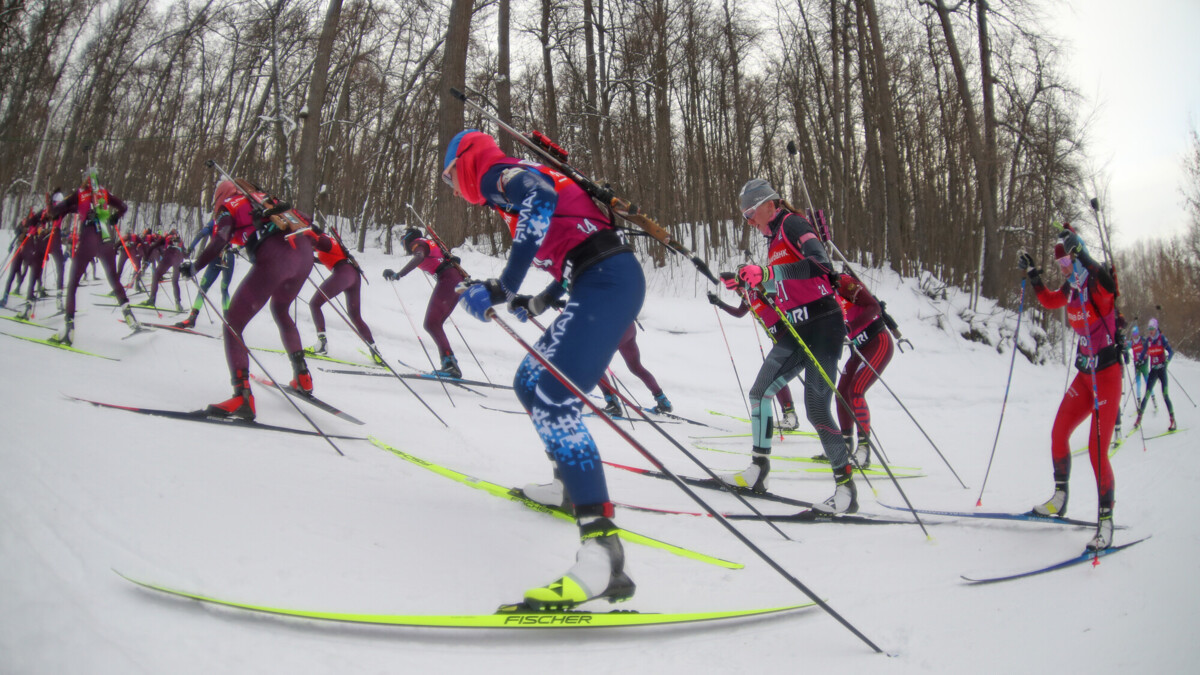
[2,240,1196,673]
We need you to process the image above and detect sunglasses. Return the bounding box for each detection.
[742,197,770,221]
[441,160,457,189]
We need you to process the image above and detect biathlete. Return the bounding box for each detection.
[706,284,802,431]
[146,229,186,312]
[46,168,142,345]
[2,209,49,320]
[1018,227,1118,550]
[382,227,466,378]
[176,219,236,329]
[832,271,894,469]
[719,178,853,515]
[1133,317,1175,432]
[306,227,381,362]
[444,129,640,610]
[1129,325,1154,410]
[182,179,315,419]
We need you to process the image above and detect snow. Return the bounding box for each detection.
[2,241,1197,673]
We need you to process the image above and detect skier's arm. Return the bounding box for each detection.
[107,194,128,225]
[187,221,214,255]
[1075,248,1116,294]
[48,192,79,220]
[493,166,558,297]
[841,277,882,336]
[396,241,430,278]
[707,292,750,317]
[192,213,234,272]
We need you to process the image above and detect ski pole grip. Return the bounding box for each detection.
[449,88,467,102]
[205,159,215,168]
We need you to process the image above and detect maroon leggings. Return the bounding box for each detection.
[598,322,662,397]
[310,261,373,343]
[149,248,183,307]
[836,331,894,437]
[222,234,314,377]
[425,267,464,355]
[65,225,129,320]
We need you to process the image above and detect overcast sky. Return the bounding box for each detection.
[1050,0,1200,248]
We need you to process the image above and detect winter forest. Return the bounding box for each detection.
[1,0,1198,354]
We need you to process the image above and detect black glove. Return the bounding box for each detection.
[706,291,719,305]
[1058,230,1084,256]
[509,291,565,319]
[1017,251,1036,271]
[383,268,396,281]
[179,260,195,279]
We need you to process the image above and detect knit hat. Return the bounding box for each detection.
[1131,325,1139,337]
[401,227,421,252]
[1054,242,1068,260]
[213,180,240,208]
[1149,317,1159,330]
[739,178,780,213]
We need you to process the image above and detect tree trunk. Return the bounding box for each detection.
[296,0,343,214]
[436,0,472,246]
[497,0,513,155]
[540,0,558,138]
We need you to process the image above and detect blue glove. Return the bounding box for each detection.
[458,279,507,322]
[508,301,529,323]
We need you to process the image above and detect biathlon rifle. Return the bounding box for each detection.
[449,87,719,285]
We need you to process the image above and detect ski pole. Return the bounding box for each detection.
[845,337,968,489]
[306,267,452,421]
[190,279,345,456]
[1168,368,1196,408]
[976,279,1026,505]
[711,303,753,420]
[485,308,884,654]
[763,293,930,538]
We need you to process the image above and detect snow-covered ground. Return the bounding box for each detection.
[2,240,1196,673]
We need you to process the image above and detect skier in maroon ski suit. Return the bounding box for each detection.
[383,228,466,378]
[595,322,673,416]
[833,272,894,468]
[46,169,140,345]
[1020,227,1119,551]
[147,230,186,311]
[2,209,49,320]
[183,180,315,419]
[306,228,380,362]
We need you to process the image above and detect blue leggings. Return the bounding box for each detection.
[513,252,645,508]
[194,249,236,310]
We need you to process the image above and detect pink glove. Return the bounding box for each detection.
[738,264,769,286]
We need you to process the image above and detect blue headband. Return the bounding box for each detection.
[444,129,479,170]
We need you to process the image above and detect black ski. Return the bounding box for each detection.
[962,536,1151,584]
[66,396,366,440]
[602,460,815,508]
[249,374,365,425]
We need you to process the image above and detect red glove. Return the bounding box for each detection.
[721,275,740,290]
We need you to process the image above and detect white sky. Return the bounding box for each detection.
[1050,0,1200,248]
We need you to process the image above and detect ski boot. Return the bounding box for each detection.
[174,301,184,314]
[1032,481,1069,517]
[435,353,462,379]
[778,406,800,431]
[206,369,255,420]
[810,464,858,515]
[721,450,770,493]
[119,302,142,331]
[307,332,328,355]
[55,292,63,312]
[175,308,199,329]
[38,287,49,299]
[602,393,623,417]
[367,343,385,366]
[853,437,871,470]
[0,293,8,309]
[48,319,73,346]
[289,350,314,395]
[523,504,635,610]
[1168,416,1177,432]
[15,302,32,321]
[652,392,673,414]
[1086,508,1114,551]
[522,473,570,510]
[1132,413,1143,431]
